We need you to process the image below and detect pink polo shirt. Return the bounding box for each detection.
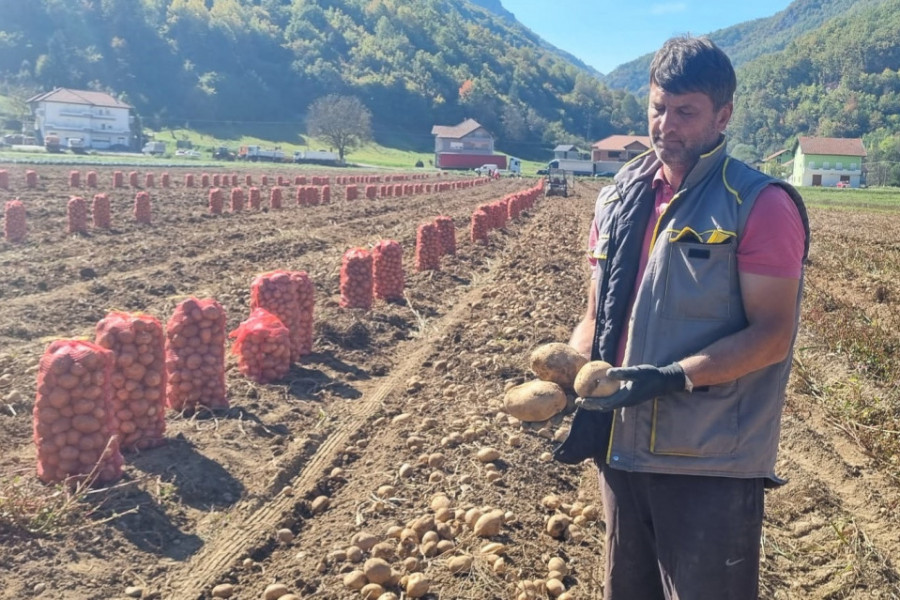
[587,168,805,365]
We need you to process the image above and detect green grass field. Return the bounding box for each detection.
[800,186,900,211]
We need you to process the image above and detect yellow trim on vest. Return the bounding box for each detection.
[664,226,736,244]
[601,193,621,206]
[722,157,742,205]
[649,189,685,255]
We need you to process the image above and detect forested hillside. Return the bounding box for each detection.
[730,0,900,167]
[602,0,887,95]
[0,0,643,158]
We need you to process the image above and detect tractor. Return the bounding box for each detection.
[545,168,568,197]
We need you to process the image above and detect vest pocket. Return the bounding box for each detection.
[650,383,739,456]
[661,240,734,321]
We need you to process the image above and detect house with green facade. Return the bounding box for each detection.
[790,136,866,188]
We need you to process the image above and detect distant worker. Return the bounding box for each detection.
[555,35,809,599]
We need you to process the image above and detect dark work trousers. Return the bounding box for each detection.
[598,461,765,600]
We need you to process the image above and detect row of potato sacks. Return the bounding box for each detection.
[33,270,316,485]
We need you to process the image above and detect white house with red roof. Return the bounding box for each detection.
[591,135,652,174]
[28,88,134,151]
[790,136,866,188]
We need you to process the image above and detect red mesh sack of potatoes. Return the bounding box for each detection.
[69,170,80,188]
[229,308,291,383]
[495,200,509,228]
[161,172,170,188]
[129,171,139,188]
[248,187,261,210]
[85,171,97,187]
[434,216,456,256]
[230,174,238,186]
[201,173,210,187]
[92,194,111,229]
[306,186,320,206]
[292,271,315,357]
[209,188,223,215]
[95,312,167,451]
[415,222,441,271]
[471,208,490,244]
[113,171,124,188]
[373,239,404,301]
[33,340,124,485]
[250,271,300,361]
[144,173,154,188]
[134,191,152,224]
[340,248,374,310]
[184,173,195,187]
[68,196,88,234]
[26,170,38,188]
[165,298,228,412]
[366,185,377,199]
[346,185,358,201]
[212,174,221,187]
[261,175,269,186]
[230,187,244,213]
[245,174,253,186]
[4,199,26,242]
[321,185,331,204]
[270,187,283,209]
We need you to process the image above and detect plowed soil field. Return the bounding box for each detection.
[1,164,899,600]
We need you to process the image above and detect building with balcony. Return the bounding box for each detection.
[28,88,134,151]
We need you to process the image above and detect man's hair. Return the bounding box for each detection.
[649,36,736,109]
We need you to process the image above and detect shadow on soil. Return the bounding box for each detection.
[107,437,244,558]
[285,356,366,401]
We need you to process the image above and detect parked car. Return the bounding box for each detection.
[836,181,850,188]
[176,149,201,158]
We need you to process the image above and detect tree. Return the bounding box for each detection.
[306,94,372,162]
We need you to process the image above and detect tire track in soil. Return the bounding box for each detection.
[167,194,545,599]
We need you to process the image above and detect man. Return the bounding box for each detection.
[555,36,809,599]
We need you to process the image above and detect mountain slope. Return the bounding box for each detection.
[729,0,900,157]
[0,0,641,157]
[603,0,888,95]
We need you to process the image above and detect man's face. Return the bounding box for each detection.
[648,83,733,172]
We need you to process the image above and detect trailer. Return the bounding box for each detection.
[293,150,340,165]
[238,145,285,162]
[547,158,595,176]
[142,141,166,156]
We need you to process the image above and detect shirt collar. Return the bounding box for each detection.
[652,166,669,190]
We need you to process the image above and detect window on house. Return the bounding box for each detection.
[607,151,621,158]
[809,161,816,168]
[822,162,830,169]
[836,162,843,170]
[850,163,858,170]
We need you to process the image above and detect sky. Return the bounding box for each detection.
[499,0,796,74]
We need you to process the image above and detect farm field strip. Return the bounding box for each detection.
[3,167,900,598]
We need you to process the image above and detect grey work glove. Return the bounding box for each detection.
[575,362,687,411]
